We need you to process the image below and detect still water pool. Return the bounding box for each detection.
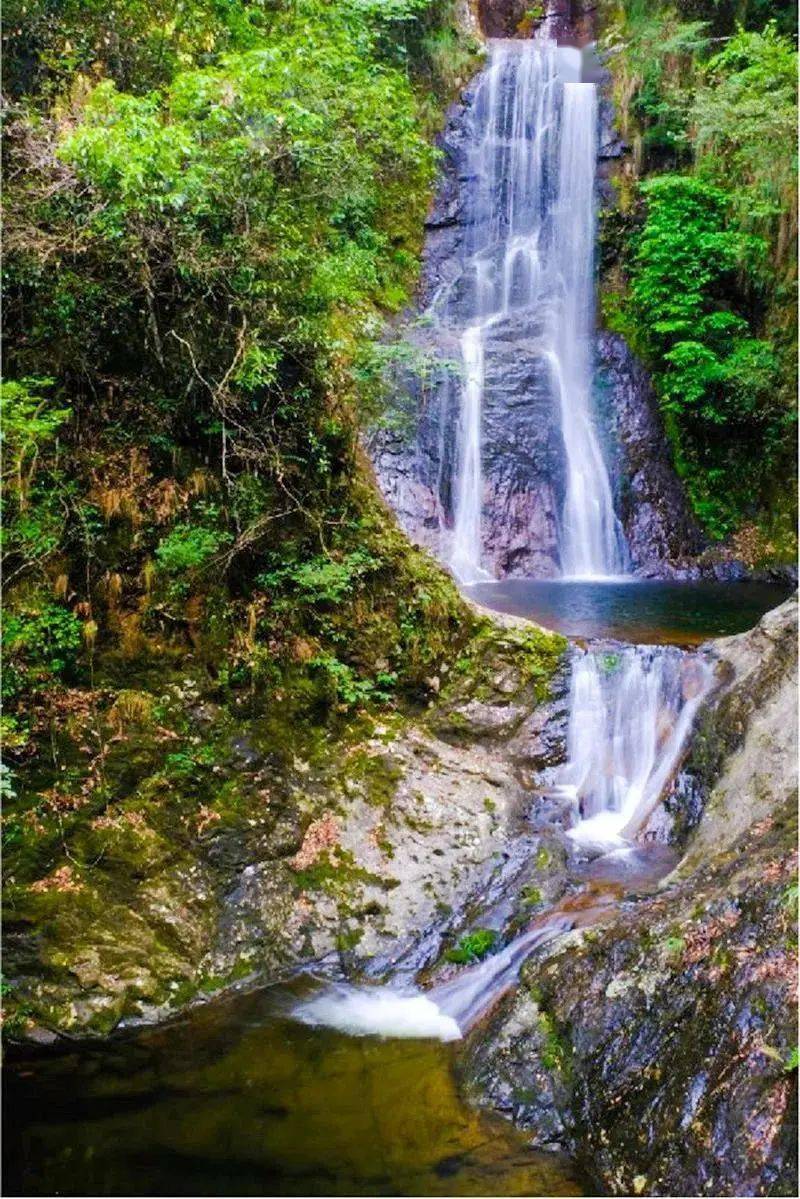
[4,983,586,1197]
[466,579,793,644]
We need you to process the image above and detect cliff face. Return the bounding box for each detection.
[598,332,704,574]
[463,596,799,1197]
[369,28,703,581]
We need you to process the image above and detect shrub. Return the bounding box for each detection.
[155,525,231,574]
[2,603,83,700]
[445,928,497,964]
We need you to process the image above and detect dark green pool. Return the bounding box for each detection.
[4,983,585,1197]
[466,579,793,644]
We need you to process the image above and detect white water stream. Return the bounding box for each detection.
[292,643,712,1043]
[559,645,715,851]
[448,36,628,582]
[290,37,713,1047]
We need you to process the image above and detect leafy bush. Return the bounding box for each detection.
[1,1,473,723]
[628,174,792,536]
[445,928,497,964]
[259,550,381,607]
[309,654,397,711]
[603,3,797,546]
[2,603,83,700]
[155,524,231,574]
[0,378,72,576]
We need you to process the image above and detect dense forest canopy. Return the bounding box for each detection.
[2,2,480,736]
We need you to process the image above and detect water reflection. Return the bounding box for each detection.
[467,579,792,644]
[5,983,585,1197]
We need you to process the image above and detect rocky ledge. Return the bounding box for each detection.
[2,616,569,1041]
[462,595,799,1197]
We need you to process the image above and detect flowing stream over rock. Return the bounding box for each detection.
[293,642,713,1042]
[294,35,723,1045]
[426,36,629,581]
[559,645,715,850]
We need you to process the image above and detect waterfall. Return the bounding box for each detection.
[292,921,571,1043]
[450,324,487,580]
[558,645,714,850]
[445,36,627,582]
[290,642,714,1043]
[288,42,719,1047]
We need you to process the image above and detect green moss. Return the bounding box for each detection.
[444,621,566,707]
[292,849,385,896]
[335,927,365,952]
[345,748,404,808]
[663,934,686,957]
[445,928,497,965]
[537,1010,572,1077]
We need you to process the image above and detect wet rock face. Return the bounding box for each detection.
[676,593,799,859]
[598,331,704,576]
[463,597,799,1197]
[476,1,595,41]
[370,57,702,581]
[467,811,798,1196]
[4,619,570,1040]
[480,323,566,576]
[477,0,528,37]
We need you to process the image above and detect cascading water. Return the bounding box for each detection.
[558,645,714,850]
[444,36,628,582]
[292,643,714,1044]
[290,37,716,1048]
[293,921,571,1044]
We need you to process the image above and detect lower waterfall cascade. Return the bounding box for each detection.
[558,644,715,850]
[292,639,715,1043]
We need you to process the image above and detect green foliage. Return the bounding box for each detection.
[445,928,497,964]
[2,0,272,98]
[2,0,473,718]
[693,22,797,243]
[0,762,18,803]
[0,377,68,481]
[155,524,231,574]
[0,378,72,576]
[259,550,381,607]
[604,2,798,545]
[309,654,397,711]
[628,173,792,536]
[1,603,83,701]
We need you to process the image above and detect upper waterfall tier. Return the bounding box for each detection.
[446,36,628,582]
[371,36,702,580]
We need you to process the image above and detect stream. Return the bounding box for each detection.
[3,582,771,1197]
[3,984,586,1197]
